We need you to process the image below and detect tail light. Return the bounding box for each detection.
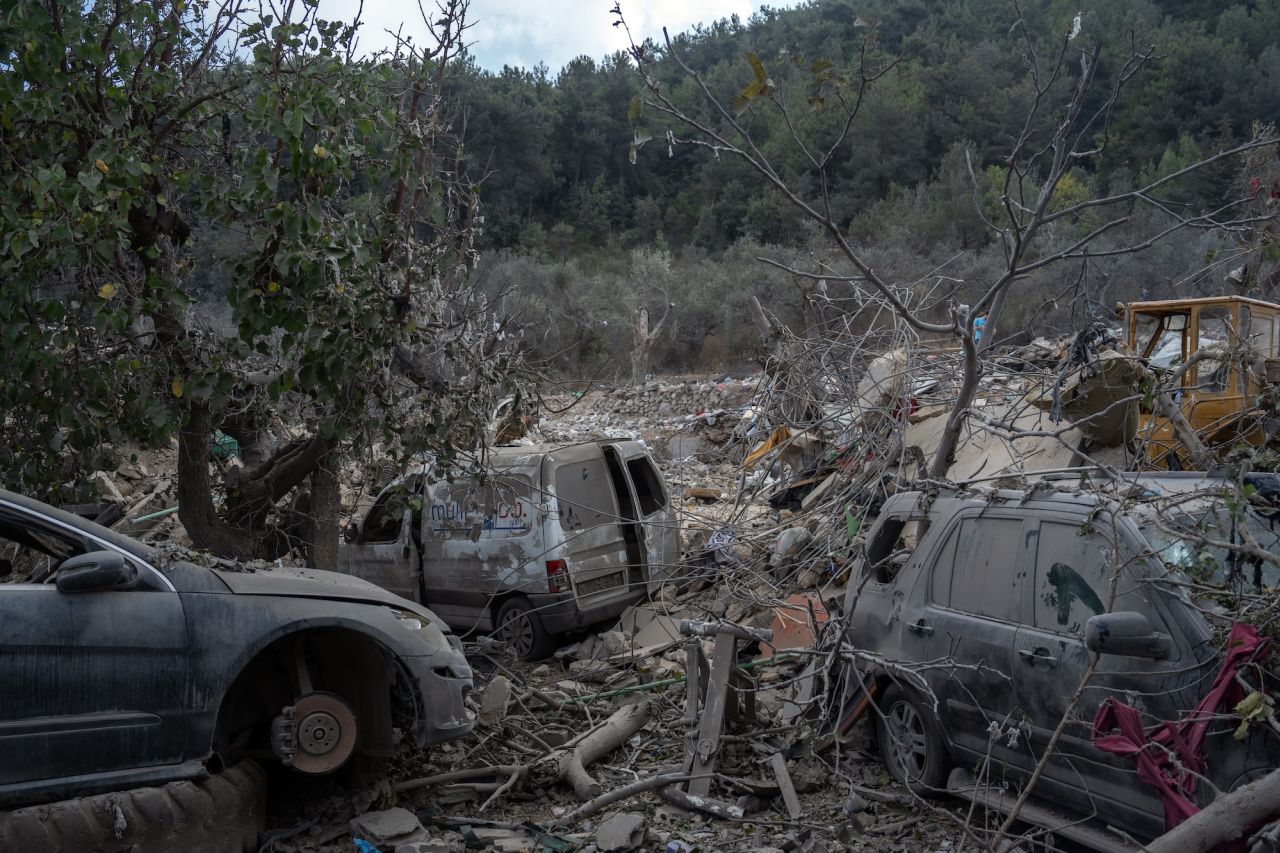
[546,559,572,593]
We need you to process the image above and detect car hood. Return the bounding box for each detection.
[214,566,429,614]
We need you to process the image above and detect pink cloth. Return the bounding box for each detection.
[1091,623,1270,844]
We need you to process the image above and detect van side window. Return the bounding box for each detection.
[363,491,408,543]
[428,476,533,538]
[1032,522,1163,638]
[555,460,618,531]
[626,457,667,515]
[947,517,1020,621]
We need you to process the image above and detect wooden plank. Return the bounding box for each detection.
[769,752,803,820]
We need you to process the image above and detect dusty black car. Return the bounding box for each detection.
[0,489,474,809]
[844,473,1280,847]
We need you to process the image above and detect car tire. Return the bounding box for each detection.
[0,760,267,853]
[875,683,952,795]
[495,597,557,661]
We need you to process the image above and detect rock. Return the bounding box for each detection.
[394,841,454,853]
[842,793,868,815]
[116,462,144,481]
[598,629,629,657]
[771,527,812,567]
[477,675,511,726]
[351,807,428,846]
[597,812,647,851]
[576,634,599,660]
[90,471,126,504]
[568,658,616,683]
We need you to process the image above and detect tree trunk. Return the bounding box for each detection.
[178,402,333,561]
[928,331,981,479]
[1145,767,1280,853]
[631,306,652,385]
[307,448,340,570]
[178,403,263,559]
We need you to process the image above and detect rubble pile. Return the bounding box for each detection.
[589,377,759,420]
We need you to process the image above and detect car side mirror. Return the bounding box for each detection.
[56,551,139,593]
[1085,611,1171,659]
[342,524,359,544]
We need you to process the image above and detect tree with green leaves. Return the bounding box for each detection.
[618,0,1278,479]
[0,0,520,564]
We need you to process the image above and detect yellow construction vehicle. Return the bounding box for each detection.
[1128,296,1280,468]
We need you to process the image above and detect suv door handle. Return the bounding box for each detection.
[1018,648,1057,667]
[906,620,934,636]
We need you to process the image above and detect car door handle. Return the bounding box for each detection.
[906,620,934,636]
[1018,648,1057,667]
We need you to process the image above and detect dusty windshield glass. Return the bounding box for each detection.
[1142,505,1280,591]
[1135,312,1187,368]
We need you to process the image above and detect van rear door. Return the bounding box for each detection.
[606,441,679,590]
[548,446,632,605]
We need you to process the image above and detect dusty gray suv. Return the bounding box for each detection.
[843,473,1280,845]
[0,489,474,809]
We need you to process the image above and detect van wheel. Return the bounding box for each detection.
[495,598,557,661]
[875,684,951,795]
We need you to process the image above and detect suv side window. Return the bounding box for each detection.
[1031,521,1165,637]
[929,521,959,605]
[945,516,1021,621]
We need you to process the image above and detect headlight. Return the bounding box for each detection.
[391,609,426,630]
[390,608,449,648]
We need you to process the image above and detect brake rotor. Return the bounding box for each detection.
[290,691,358,774]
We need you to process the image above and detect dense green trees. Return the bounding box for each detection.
[455,0,1280,256]
[1,0,516,559]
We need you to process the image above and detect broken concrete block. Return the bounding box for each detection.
[477,675,512,726]
[394,840,454,853]
[771,527,812,567]
[597,812,647,851]
[598,629,629,657]
[351,807,428,846]
[90,471,126,504]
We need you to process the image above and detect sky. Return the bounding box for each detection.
[319,1,794,73]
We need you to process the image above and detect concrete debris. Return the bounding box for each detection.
[477,674,512,726]
[770,527,812,572]
[595,811,647,851]
[63,323,1230,853]
[350,808,429,846]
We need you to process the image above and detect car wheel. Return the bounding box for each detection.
[495,597,557,661]
[875,683,952,794]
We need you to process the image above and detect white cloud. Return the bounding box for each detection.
[316,0,791,73]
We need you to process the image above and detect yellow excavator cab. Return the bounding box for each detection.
[1127,296,1280,468]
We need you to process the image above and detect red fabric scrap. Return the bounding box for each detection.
[1091,623,1270,844]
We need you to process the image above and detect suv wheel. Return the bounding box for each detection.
[495,597,557,661]
[875,684,952,794]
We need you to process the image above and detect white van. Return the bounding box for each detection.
[337,441,679,658]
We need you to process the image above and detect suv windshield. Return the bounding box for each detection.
[1141,504,1280,590]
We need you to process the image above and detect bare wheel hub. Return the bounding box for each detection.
[290,692,358,774]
